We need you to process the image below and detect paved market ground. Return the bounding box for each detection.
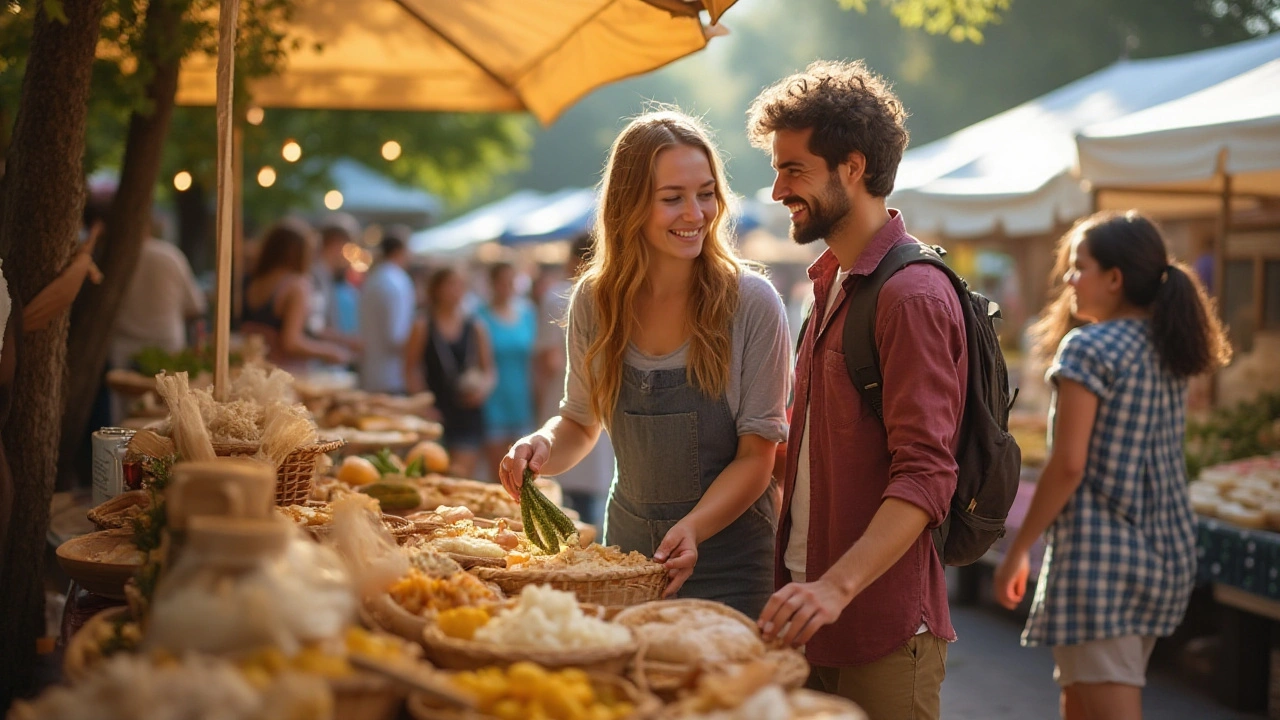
[942,585,1261,719]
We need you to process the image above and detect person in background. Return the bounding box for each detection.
[748,60,962,720]
[405,266,495,479]
[359,228,416,393]
[498,110,791,618]
[533,233,613,527]
[478,262,537,481]
[312,214,362,352]
[994,211,1232,720]
[109,209,207,373]
[241,219,351,373]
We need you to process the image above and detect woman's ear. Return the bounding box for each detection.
[1105,266,1125,293]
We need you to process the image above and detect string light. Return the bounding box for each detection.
[173,171,193,192]
[282,140,302,163]
[257,166,277,188]
[381,141,402,161]
[246,107,265,125]
[324,190,344,210]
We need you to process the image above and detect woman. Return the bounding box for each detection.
[241,220,351,373]
[498,110,791,617]
[478,262,538,481]
[405,266,495,479]
[993,211,1232,720]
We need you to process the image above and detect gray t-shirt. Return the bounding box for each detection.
[560,270,791,443]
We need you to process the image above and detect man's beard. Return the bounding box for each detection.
[788,173,851,246]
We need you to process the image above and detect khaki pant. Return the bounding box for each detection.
[807,633,948,720]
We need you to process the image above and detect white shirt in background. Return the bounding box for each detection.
[358,261,415,393]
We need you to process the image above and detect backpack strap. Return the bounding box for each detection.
[842,243,958,421]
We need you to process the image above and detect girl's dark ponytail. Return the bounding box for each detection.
[1150,261,1232,378]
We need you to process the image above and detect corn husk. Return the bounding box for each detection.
[326,494,408,598]
[257,402,317,469]
[154,372,215,462]
[126,429,175,459]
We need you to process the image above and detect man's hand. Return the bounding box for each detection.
[758,577,851,647]
[654,521,698,597]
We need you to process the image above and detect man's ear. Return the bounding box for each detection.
[842,151,868,188]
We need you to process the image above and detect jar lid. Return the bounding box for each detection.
[187,516,290,561]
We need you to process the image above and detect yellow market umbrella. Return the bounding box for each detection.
[204,0,738,396]
[184,0,737,124]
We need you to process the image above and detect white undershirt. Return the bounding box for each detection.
[785,269,848,575]
[784,267,931,637]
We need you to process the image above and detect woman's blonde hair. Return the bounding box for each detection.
[577,109,742,424]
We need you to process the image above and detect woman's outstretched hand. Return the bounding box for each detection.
[498,432,551,500]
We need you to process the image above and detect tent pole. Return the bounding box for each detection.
[1210,172,1231,408]
[232,124,244,328]
[213,0,239,402]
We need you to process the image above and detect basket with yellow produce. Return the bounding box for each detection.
[420,585,637,675]
[407,662,660,720]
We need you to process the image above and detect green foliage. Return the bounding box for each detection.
[130,345,240,376]
[836,0,1011,43]
[159,106,531,228]
[1186,392,1280,479]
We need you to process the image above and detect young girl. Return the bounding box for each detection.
[496,110,791,617]
[994,211,1232,719]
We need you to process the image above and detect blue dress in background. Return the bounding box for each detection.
[477,301,537,439]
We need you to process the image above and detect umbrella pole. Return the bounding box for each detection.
[213,0,239,402]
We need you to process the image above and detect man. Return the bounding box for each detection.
[358,228,415,393]
[311,214,356,335]
[109,210,207,374]
[748,60,967,720]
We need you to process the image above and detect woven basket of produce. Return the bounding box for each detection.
[86,491,150,531]
[364,569,505,645]
[471,543,667,608]
[407,668,660,720]
[330,672,407,720]
[420,585,637,675]
[213,438,344,506]
[615,599,808,698]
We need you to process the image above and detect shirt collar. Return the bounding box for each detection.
[806,208,909,282]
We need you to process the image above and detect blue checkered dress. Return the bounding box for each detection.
[1022,318,1197,647]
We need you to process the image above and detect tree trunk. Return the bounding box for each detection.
[0,0,103,710]
[59,0,183,489]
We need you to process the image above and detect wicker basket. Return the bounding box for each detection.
[306,514,415,544]
[213,438,344,506]
[658,687,867,720]
[330,671,409,720]
[614,599,807,698]
[469,562,667,608]
[420,623,636,675]
[86,491,150,531]
[63,606,132,684]
[406,672,660,720]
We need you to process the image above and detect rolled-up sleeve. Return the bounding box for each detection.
[735,274,791,443]
[876,280,966,527]
[558,286,597,428]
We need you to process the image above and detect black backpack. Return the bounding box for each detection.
[800,242,1022,566]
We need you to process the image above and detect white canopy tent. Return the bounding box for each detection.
[408,190,548,256]
[890,32,1280,240]
[1077,58,1280,201]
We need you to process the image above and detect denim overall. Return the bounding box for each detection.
[605,365,776,618]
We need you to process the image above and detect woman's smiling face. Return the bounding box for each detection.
[642,144,719,264]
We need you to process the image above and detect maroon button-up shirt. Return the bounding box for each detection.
[777,210,966,667]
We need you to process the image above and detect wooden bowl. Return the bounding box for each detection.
[55,529,143,599]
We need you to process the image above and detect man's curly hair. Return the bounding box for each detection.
[747,60,909,198]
